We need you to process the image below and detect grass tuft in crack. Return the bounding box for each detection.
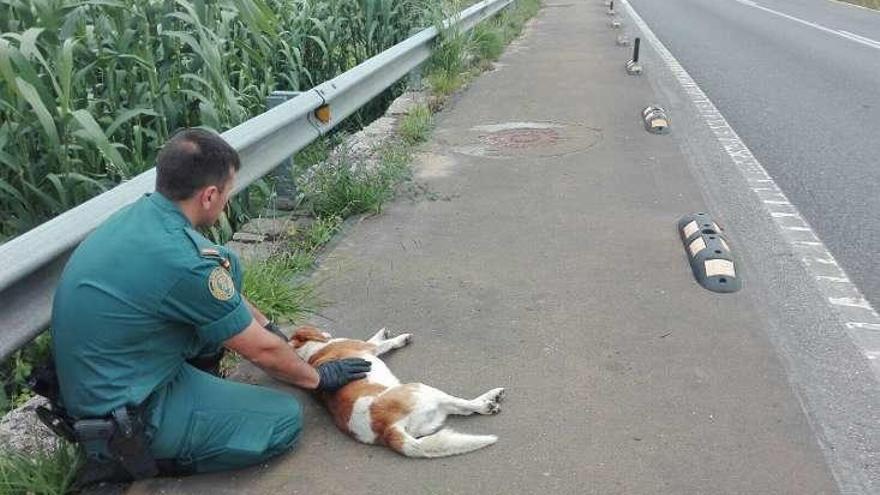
[242,259,323,324]
[0,444,81,495]
[299,144,413,219]
[399,105,434,144]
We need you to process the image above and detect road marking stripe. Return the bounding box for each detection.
[838,30,880,50]
[830,297,874,309]
[733,0,880,51]
[848,322,880,331]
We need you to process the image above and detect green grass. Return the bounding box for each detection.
[426,71,464,96]
[242,258,323,324]
[0,444,81,495]
[399,104,434,144]
[293,134,346,176]
[299,143,412,219]
[0,333,51,415]
[424,0,542,97]
[299,216,344,253]
[839,0,880,8]
[471,23,505,62]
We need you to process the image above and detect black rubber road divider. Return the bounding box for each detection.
[678,213,742,293]
[642,105,668,132]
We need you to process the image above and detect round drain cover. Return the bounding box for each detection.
[484,128,560,149]
[440,121,602,159]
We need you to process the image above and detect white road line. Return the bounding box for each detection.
[830,297,874,310]
[839,30,880,49]
[733,0,880,51]
[619,0,880,375]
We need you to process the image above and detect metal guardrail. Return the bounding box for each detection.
[0,0,514,361]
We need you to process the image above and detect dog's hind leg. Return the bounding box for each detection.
[372,333,412,355]
[427,386,506,416]
[382,424,497,458]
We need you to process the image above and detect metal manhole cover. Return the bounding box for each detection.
[484,128,560,149]
[440,121,602,159]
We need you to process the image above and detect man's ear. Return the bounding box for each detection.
[199,185,220,210]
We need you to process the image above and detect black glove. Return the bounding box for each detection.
[316,358,372,392]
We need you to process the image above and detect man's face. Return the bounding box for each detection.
[198,167,236,227]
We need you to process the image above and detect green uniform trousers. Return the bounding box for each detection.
[144,365,302,473]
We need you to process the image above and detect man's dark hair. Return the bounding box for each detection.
[156,128,241,200]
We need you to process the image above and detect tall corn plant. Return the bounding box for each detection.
[0,0,433,243]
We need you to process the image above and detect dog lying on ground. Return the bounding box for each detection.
[290,325,505,458]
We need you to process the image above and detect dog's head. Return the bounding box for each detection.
[290,325,332,359]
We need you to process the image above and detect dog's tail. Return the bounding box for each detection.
[384,426,497,458]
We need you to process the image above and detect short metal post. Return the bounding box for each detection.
[633,37,640,63]
[263,90,304,210]
[408,28,423,92]
[610,0,614,11]
[408,66,423,92]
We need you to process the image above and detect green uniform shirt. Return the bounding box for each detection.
[51,192,252,419]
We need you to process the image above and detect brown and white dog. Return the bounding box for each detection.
[290,325,505,458]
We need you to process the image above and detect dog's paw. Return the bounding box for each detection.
[399,333,413,345]
[477,388,505,414]
[487,387,505,404]
[378,327,391,339]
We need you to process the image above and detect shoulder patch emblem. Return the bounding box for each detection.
[208,267,235,301]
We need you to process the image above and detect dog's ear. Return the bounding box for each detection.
[290,325,330,348]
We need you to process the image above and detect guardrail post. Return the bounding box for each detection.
[264,90,303,210]
[408,29,424,92]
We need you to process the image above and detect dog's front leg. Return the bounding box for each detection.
[372,333,412,355]
[367,327,390,344]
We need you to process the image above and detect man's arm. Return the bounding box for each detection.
[223,313,372,392]
[243,297,270,327]
[224,318,321,389]
[243,297,294,342]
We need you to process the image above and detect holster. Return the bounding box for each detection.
[28,360,162,483]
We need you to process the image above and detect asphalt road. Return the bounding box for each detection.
[627,0,880,311]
